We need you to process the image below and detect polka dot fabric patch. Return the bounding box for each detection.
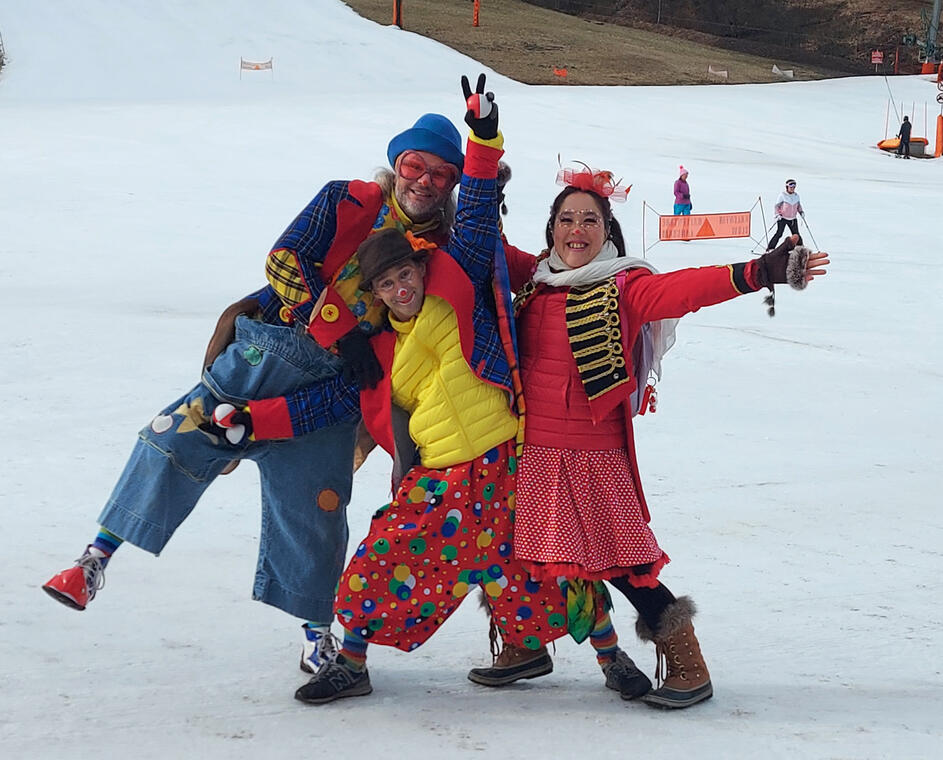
[335,441,567,652]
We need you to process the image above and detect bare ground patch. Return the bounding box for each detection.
[341,0,849,85]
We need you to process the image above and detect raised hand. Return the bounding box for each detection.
[461,73,499,140]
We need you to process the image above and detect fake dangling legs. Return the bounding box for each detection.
[42,528,124,611]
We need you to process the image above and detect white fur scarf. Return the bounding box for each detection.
[533,241,656,286]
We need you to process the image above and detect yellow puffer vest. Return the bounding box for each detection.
[390,295,518,469]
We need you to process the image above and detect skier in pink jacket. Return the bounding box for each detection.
[766,178,804,251]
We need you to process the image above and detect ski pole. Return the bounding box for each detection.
[800,215,819,250]
[752,221,777,254]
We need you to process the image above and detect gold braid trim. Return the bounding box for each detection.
[565,278,631,401]
[512,278,538,316]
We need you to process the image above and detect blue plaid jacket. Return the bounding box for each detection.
[246,180,378,328]
[254,142,516,438]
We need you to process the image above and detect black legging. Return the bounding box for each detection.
[607,575,676,634]
[767,217,799,250]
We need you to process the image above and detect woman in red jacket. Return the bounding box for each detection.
[491,166,828,709]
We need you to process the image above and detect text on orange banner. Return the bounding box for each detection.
[658,211,751,241]
[240,57,273,71]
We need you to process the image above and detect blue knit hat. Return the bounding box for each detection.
[387,113,464,172]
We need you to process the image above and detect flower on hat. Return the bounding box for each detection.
[555,161,631,202]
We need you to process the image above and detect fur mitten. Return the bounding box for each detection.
[755,236,812,316]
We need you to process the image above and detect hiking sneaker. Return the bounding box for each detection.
[42,551,106,611]
[467,644,553,687]
[603,649,652,700]
[300,625,339,674]
[294,656,372,704]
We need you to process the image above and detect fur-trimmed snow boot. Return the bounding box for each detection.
[636,596,713,709]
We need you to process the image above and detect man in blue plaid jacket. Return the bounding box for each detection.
[42,110,476,674]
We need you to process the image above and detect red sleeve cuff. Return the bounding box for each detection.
[306,286,358,347]
[464,137,504,179]
[247,397,294,440]
[744,259,762,291]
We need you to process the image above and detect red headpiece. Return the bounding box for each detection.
[555,161,631,203]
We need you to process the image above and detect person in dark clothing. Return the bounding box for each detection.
[897,116,912,159]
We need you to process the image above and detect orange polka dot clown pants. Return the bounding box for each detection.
[335,441,568,652]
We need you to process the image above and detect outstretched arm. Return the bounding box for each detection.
[204,372,362,443]
[622,236,829,324]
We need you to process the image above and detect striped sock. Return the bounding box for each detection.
[339,628,368,670]
[589,610,619,667]
[89,528,123,566]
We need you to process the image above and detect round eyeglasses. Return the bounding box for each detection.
[397,151,460,190]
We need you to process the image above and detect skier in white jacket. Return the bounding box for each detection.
[766,179,804,251]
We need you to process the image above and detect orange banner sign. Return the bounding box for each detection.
[658,211,751,241]
[240,57,273,71]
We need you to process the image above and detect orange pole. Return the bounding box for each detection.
[473,0,480,27]
[935,114,943,158]
[392,0,403,28]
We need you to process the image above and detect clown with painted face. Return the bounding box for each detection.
[476,164,830,709]
[271,75,570,705]
[39,80,504,680]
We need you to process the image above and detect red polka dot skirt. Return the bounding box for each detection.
[514,445,668,586]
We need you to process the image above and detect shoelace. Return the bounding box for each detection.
[653,641,669,687]
[77,554,106,601]
[654,638,689,687]
[306,631,340,672]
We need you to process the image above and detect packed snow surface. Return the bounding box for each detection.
[1,1,940,757]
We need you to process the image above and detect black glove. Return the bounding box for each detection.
[461,73,499,140]
[754,235,811,317]
[755,235,810,290]
[337,328,383,390]
[200,403,253,445]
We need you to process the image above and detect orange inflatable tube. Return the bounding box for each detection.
[877,137,928,151]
